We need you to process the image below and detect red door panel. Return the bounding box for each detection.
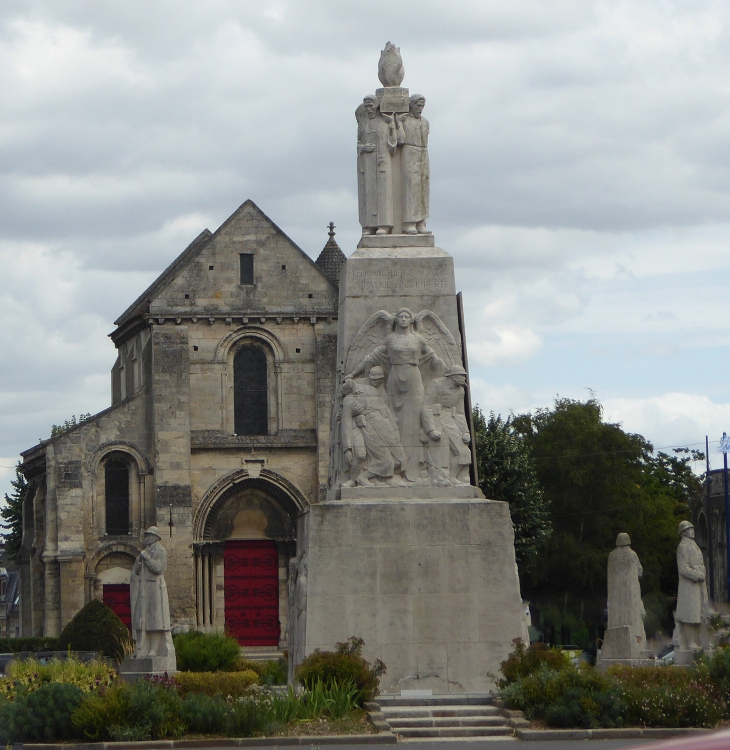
[103,583,132,631]
[224,540,280,646]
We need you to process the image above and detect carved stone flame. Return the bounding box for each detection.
[378,42,404,87]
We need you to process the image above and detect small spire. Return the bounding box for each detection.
[316,220,346,287]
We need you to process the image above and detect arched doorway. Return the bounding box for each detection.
[194,470,305,648]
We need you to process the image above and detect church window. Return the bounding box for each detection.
[240,254,254,285]
[105,458,130,535]
[234,345,268,435]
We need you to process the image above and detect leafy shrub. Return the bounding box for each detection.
[0,654,116,700]
[260,657,288,685]
[502,661,727,729]
[501,663,581,719]
[0,637,59,653]
[224,688,274,737]
[232,657,264,674]
[72,679,184,741]
[0,682,84,743]
[173,630,241,672]
[545,685,623,729]
[57,599,132,662]
[701,646,730,698]
[175,669,259,698]
[180,692,229,734]
[619,681,724,728]
[497,638,571,688]
[296,636,385,703]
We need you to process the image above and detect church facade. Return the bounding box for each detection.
[19,200,346,651]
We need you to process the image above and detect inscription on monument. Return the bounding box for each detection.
[350,267,450,293]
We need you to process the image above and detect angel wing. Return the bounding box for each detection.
[414,310,462,370]
[345,310,394,375]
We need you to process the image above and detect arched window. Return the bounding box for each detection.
[234,345,268,435]
[105,458,130,535]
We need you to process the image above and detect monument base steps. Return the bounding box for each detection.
[240,646,286,663]
[372,694,512,740]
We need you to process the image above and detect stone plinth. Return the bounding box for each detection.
[298,499,525,693]
[335,485,482,501]
[119,655,177,682]
[358,234,436,249]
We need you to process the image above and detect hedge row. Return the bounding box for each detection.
[0,637,60,653]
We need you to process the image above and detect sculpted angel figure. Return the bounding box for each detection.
[345,308,462,482]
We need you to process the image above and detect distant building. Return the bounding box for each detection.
[691,468,729,603]
[0,542,20,638]
[19,201,345,647]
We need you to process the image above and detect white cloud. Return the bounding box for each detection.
[1,0,730,501]
[603,393,730,463]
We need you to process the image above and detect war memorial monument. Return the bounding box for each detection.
[288,43,526,692]
[18,43,525,691]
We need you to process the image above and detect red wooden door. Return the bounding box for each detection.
[103,583,132,631]
[224,540,280,646]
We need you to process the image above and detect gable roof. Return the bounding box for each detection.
[112,199,337,332]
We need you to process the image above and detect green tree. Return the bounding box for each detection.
[512,397,698,637]
[1,462,27,562]
[473,407,551,574]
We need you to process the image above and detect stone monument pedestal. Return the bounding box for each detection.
[300,498,525,693]
[119,654,177,682]
[596,625,653,671]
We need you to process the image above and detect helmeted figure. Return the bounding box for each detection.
[420,365,471,485]
[345,308,462,482]
[341,368,407,486]
[357,96,398,235]
[398,94,430,234]
[600,533,648,663]
[130,526,175,663]
[674,520,709,652]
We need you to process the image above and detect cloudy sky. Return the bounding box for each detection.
[2,0,730,498]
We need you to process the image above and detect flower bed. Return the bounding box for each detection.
[499,640,730,729]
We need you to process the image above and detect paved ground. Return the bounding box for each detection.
[195,742,654,750]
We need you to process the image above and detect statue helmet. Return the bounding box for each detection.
[616,532,631,547]
[369,366,386,380]
[445,365,467,377]
[678,520,694,536]
[144,526,162,539]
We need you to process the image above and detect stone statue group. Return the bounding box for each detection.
[600,520,723,666]
[334,308,472,488]
[357,43,430,236]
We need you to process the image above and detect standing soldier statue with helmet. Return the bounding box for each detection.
[674,519,711,663]
[121,526,177,678]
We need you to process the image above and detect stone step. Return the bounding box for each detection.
[377,694,494,707]
[394,726,513,739]
[239,647,285,663]
[388,717,508,729]
[381,705,500,718]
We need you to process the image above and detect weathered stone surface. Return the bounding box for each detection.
[19,201,339,639]
[129,528,176,671]
[298,500,525,693]
[598,533,649,665]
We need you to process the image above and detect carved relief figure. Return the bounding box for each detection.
[357,96,398,235]
[340,378,367,485]
[420,365,471,485]
[130,527,175,662]
[345,308,461,482]
[674,520,709,651]
[398,95,430,234]
[341,369,407,487]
